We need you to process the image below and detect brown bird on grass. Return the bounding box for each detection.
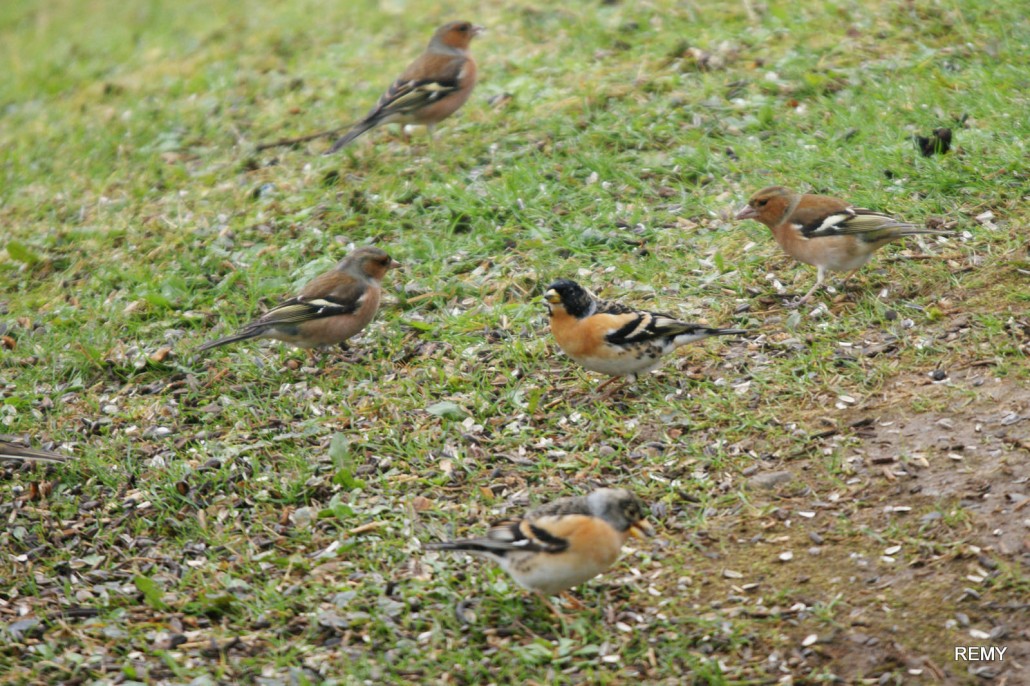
[197,246,399,354]
[736,186,949,303]
[325,21,483,153]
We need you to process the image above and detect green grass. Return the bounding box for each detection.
[2,0,1028,683]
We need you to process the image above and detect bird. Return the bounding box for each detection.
[736,186,949,304]
[324,21,483,153]
[0,437,70,463]
[543,279,745,395]
[197,246,400,354]
[425,488,653,613]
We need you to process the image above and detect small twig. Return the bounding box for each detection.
[47,607,101,621]
[255,126,347,152]
[202,367,231,389]
[886,253,963,262]
[348,520,388,535]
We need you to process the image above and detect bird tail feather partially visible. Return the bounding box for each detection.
[0,442,71,463]
[669,325,746,338]
[324,120,376,155]
[668,326,746,348]
[196,331,262,353]
[886,224,952,237]
[424,539,514,557]
[706,327,747,337]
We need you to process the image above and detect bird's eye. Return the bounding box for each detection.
[756,199,768,207]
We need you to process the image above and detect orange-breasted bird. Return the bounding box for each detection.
[425,488,653,612]
[543,279,744,393]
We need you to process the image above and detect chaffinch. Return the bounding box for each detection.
[325,20,483,153]
[736,186,949,303]
[543,279,745,394]
[425,488,653,612]
[0,437,70,463]
[197,246,399,353]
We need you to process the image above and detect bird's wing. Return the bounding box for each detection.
[364,54,467,123]
[801,207,917,239]
[254,274,367,326]
[588,307,718,347]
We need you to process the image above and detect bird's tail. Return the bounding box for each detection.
[0,442,70,463]
[669,323,746,337]
[668,325,746,347]
[811,213,952,242]
[884,224,952,238]
[855,222,953,244]
[424,538,513,557]
[196,330,261,353]
[324,120,376,155]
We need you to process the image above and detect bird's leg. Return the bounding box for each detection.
[797,266,826,305]
[595,376,620,396]
[838,268,862,292]
[336,341,353,361]
[595,375,630,401]
[335,343,365,364]
[536,592,567,619]
[560,592,586,611]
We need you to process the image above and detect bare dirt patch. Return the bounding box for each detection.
[679,371,1029,683]
[859,371,1029,561]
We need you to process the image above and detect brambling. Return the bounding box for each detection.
[736,186,949,303]
[543,279,745,394]
[325,21,482,153]
[197,246,399,354]
[0,437,70,463]
[426,488,653,612]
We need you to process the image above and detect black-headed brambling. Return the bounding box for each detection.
[543,279,745,393]
[426,488,653,610]
[325,21,482,153]
[198,246,399,353]
[736,186,949,303]
[0,437,70,463]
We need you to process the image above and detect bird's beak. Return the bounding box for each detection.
[471,25,485,37]
[735,205,758,221]
[543,289,561,305]
[629,519,655,539]
[388,259,402,270]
